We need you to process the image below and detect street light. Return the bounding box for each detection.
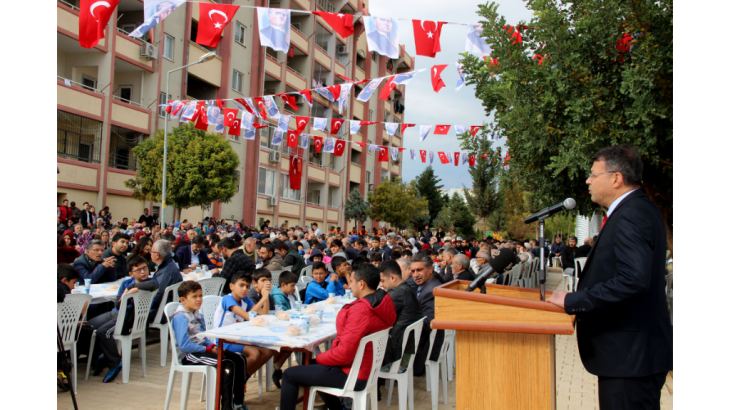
[160,51,217,228]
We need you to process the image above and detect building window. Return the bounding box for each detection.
[234,170,240,193]
[235,22,246,46]
[232,70,243,93]
[369,109,374,121]
[309,138,323,166]
[57,110,103,164]
[81,75,97,91]
[367,139,373,155]
[117,86,132,103]
[258,167,275,196]
[280,173,301,201]
[163,34,174,61]
[371,52,378,62]
[159,92,168,118]
[109,125,147,171]
[366,170,372,183]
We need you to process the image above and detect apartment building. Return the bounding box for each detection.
[56,0,413,230]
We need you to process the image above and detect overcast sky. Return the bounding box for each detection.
[368,0,534,189]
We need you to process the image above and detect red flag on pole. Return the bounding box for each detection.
[454,152,460,166]
[289,156,302,190]
[402,123,416,134]
[327,85,342,101]
[378,147,389,162]
[253,122,267,129]
[79,0,121,48]
[295,117,309,135]
[438,152,449,164]
[334,139,346,156]
[286,131,298,148]
[228,117,241,136]
[331,119,345,135]
[277,93,299,111]
[223,108,238,126]
[419,150,427,163]
[469,155,476,166]
[311,11,355,38]
[253,98,267,121]
[215,99,224,110]
[379,77,397,100]
[195,106,209,130]
[196,3,240,48]
[412,20,446,58]
[434,125,451,135]
[298,90,313,107]
[313,136,323,153]
[190,101,204,122]
[430,64,448,92]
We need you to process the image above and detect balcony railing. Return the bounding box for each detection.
[57,76,104,94]
[113,94,147,110]
[57,109,103,163]
[316,0,336,13]
[58,0,79,11]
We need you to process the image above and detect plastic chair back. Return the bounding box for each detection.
[426,328,454,362]
[199,277,226,296]
[281,265,293,272]
[342,327,391,392]
[270,270,284,287]
[575,257,587,276]
[508,263,523,287]
[164,302,183,366]
[151,282,182,326]
[300,265,313,278]
[115,289,158,338]
[201,295,222,331]
[58,294,92,346]
[383,317,425,375]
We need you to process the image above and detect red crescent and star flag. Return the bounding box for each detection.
[412,20,446,58]
[79,0,121,48]
[197,3,240,48]
[311,11,355,38]
[431,64,448,92]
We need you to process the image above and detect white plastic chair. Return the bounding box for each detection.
[58,293,92,394]
[508,263,523,287]
[446,329,456,382]
[380,318,425,410]
[270,270,284,287]
[197,295,222,403]
[163,302,217,410]
[574,257,587,291]
[85,289,158,384]
[425,329,454,410]
[307,327,391,410]
[300,265,313,278]
[562,268,575,292]
[149,282,182,366]
[199,277,226,296]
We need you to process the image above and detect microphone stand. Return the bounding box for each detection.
[539,217,547,301]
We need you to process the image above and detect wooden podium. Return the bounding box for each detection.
[432,281,575,410]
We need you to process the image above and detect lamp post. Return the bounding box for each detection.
[160,51,217,228]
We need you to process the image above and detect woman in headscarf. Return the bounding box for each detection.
[58,231,80,264]
[99,230,111,249]
[420,237,432,250]
[75,231,95,253]
[127,236,155,272]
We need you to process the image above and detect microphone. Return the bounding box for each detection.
[466,248,517,292]
[523,198,576,224]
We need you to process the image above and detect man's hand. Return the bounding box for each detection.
[123,288,139,295]
[329,273,339,283]
[189,263,200,270]
[211,346,219,355]
[261,280,272,298]
[546,289,567,308]
[102,256,116,268]
[210,268,221,275]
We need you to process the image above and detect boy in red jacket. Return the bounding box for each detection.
[279,264,396,410]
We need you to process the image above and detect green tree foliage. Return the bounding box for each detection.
[502,174,535,240]
[461,0,673,250]
[458,128,502,234]
[124,123,240,211]
[449,193,477,237]
[411,192,432,231]
[344,189,371,227]
[414,165,444,225]
[433,207,454,232]
[367,177,429,230]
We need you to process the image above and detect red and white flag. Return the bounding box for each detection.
[312,11,355,38]
[253,122,267,129]
[298,89,313,107]
[379,77,397,100]
[253,98,267,121]
[286,131,298,148]
[469,154,476,166]
[402,123,416,134]
[79,0,121,48]
[313,136,323,153]
[470,125,482,137]
[228,117,241,136]
[334,139,346,156]
[223,108,238,126]
[481,152,488,159]
[290,156,302,190]
[420,150,427,163]
[189,101,204,122]
[197,3,239,48]
[378,147,389,162]
[454,151,460,166]
[331,118,345,135]
[431,64,448,92]
[438,151,449,164]
[327,85,342,101]
[434,125,451,135]
[277,93,299,111]
[412,20,446,58]
[295,116,309,135]
[195,106,209,130]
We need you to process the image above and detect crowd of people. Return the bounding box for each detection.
[57,200,587,409]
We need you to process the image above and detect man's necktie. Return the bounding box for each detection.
[601,215,608,229]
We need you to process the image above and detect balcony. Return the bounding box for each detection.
[108,125,147,171]
[285,67,307,90]
[314,45,332,68]
[115,29,154,72]
[188,42,223,87]
[384,100,392,113]
[316,0,336,13]
[292,0,311,9]
[350,163,361,183]
[330,172,340,186]
[355,66,366,83]
[111,98,151,132]
[334,61,346,77]
[306,205,324,220]
[290,25,309,54]
[57,78,104,119]
[348,0,358,9]
[308,165,326,182]
[381,161,388,170]
[57,1,107,49]
[327,209,339,222]
[265,55,283,81]
[391,164,401,175]
[57,109,103,164]
[353,100,364,120]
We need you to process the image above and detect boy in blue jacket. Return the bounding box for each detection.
[304,261,344,304]
[172,280,247,410]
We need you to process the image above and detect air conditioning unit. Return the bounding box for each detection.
[268,151,281,163]
[267,196,278,206]
[140,43,158,60]
[337,46,349,55]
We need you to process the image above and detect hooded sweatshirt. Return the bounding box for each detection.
[316,289,397,379]
[171,304,215,359]
[306,248,324,266]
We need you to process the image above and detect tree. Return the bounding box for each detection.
[410,191,432,231]
[458,128,501,234]
[502,174,535,240]
[433,207,453,232]
[414,165,444,225]
[344,189,370,229]
[461,0,673,251]
[449,193,477,237]
[367,177,428,230]
[124,123,240,216]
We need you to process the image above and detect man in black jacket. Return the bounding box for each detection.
[215,237,256,294]
[277,241,306,278]
[575,237,594,259]
[410,252,444,377]
[138,208,154,227]
[548,146,672,410]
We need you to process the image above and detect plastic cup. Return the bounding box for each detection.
[249,311,258,321]
[328,293,335,298]
[294,301,302,311]
[315,309,324,319]
[84,278,91,288]
[300,314,311,333]
[345,289,352,299]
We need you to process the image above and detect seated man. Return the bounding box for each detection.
[214,237,256,295]
[101,233,130,280]
[575,237,593,259]
[304,261,344,303]
[175,235,217,273]
[410,251,445,377]
[259,243,284,271]
[276,241,305,277]
[73,240,117,284]
[561,236,578,272]
[149,239,183,321]
[280,264,396,410]
[444,254,475,282]
[378,260,424,378]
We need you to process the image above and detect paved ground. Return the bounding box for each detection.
[58,269,673,409]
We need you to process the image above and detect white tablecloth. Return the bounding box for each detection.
[197,296,356,352]
[84,271,212,304]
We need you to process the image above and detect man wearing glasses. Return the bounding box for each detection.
[73,239,117,284]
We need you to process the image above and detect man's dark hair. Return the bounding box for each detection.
[351,255,369,270]
[230,271,252,286]
[111,232,130,243]
[402,249,413,258]
[390,250,402,260]
[353,263,380,290]
[356,238,368,247]
[370,252,383,262]
[210,236,221,248]
[274,241,289,252]
[178,280,202,298]
[591,145,643,187]
[313,243,325,252]
[311,261,327,273]
[421,248,433,257]
[252,268,272,282]
[83,202,89,206]
[58,264,80,282]
[261,243,275,255]
[331,239,343,248]
[191,235,206,246]
[70,201,76,207]
[162,233,177,243]
[331,256,348,269]
[378,259,402,279]
[292,241,302,250]
[278,271,297,286]
[311,222,318,227]
[411,251,433,268]
[127,255,148,272]
[218,237,236,250]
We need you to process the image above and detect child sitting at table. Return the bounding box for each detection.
[330,256,352,290]
[269,271,298,388]
[87,255,159,383]
[306,248,324,266]
[370,251,383,268]
[304,261,344,304]
[212,271,274,378]
[172,280,246,410]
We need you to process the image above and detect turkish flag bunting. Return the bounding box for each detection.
[379,77,397,100]
[287,131,298,148]
[469,155,476,166]
[311,11,355,38]
[215,99,224,110]
[290,156,302,190]
[434,125,451,135]
[334,139,346,156]
[504,151,511,165]
[79,0,121,48]
[438,151,449,164]
[454,152,460,166]
[327,85,342,101]
[195,106,208,130]
[253,122,267,129]
[412,20,446,58]
[331,119,345,135]
[196,3,240,48]
[298,90,313,107]
[233,98,254,115]
[470,125,482,137]
[402,123,416,134]
[313,136,323,153]
[223,109,238,126]
[165,100,176,113]
[295,117,309,135]
[190,101,204,122]
[353,142,366,147]
[378,147,389,162]
[253,98,267,121]
[431,64,448,93]
[228,117,241,136]
[277,93,299,111]
[360,121,380,126]
[420,150,427,163]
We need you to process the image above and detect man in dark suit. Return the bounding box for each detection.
[175,235,217,273]
[548,145,672,410]
[367,16,398,58]
[560,236,578,272]
[410,251,445,377]
[575,237,594,259]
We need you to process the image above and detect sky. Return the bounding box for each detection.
[369,0,534,189]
